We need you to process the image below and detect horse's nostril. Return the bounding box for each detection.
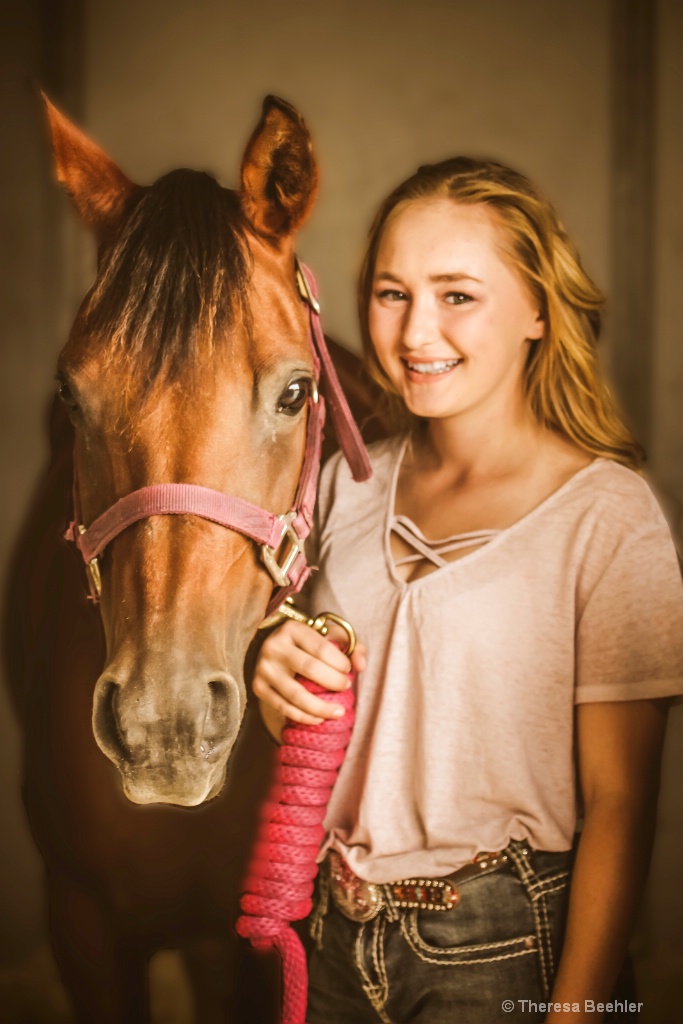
[208,679,228,698]
[204,678,242,753]
[93,679,129,764]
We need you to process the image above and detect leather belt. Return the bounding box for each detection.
[327,848,511,923]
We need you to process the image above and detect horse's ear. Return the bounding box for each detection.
[41,91,137,236]
[240,95,319,242]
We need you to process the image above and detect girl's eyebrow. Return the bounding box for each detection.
[429,272,483,284]
[373,270,483,284]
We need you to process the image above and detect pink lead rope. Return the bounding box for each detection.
[236,673,355,1024]
[234,264,363,1022]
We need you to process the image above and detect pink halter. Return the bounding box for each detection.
[65,260,372,615]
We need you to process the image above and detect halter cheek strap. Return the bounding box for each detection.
[295,261,372,482]
[65,260,372,614]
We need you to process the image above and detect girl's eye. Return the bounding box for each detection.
[376,289,407,302]
[277,377,312,416]
[444,292,473,305]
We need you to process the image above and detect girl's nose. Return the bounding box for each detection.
[401,294,438,350]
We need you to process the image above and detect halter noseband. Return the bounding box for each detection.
[65,260,372,617]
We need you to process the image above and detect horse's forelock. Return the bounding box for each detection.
[83,169,252,389]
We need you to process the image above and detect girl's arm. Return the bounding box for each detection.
[545,698,669,1023]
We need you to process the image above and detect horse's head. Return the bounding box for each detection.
[45,95,320,805]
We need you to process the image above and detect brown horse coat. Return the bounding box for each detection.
[3,95,386,1022]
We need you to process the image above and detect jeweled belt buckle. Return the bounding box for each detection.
[328,851,384,922]
[388,877,460,912]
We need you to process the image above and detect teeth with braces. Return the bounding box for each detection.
[406,359,462,375]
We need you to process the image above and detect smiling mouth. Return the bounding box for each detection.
[404,359,463,375]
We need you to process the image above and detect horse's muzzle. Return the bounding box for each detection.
[92,670,244,805]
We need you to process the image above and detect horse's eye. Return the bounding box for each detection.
[278,378,311,415]
[56,376,79,412]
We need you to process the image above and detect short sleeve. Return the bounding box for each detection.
[575,520,683,704]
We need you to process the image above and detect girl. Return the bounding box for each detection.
[252,158,683,1023]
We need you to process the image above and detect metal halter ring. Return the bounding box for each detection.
[258,597,356,655]
[260,512,306,589]
[78,525,102,598]
[295,255,321,315]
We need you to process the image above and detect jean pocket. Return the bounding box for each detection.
[401,909,538,966]
[398,870,539,967]
[527,867,571,899]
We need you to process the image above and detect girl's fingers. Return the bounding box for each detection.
[291,647,352,693]
[351,642,367,674]
[253,671,347,723]
[265,622,352,690]
[287,620,354,673]
[253,619,363,724]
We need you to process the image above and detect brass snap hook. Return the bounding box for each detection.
[310,611,356,656]
[259,597,356,655]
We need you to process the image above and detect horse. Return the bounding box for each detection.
[2,94,380,1023]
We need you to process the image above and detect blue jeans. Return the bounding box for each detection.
[307,841,575,1023]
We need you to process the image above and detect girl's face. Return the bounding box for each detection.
[368,197,544,426]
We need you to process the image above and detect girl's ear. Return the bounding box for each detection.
[240,95,319,244]
[528,311,545,341]
[41,91,138,238]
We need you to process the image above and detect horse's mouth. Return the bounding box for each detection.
[120,759,229,807]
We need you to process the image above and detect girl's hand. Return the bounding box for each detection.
[253,619,366,727]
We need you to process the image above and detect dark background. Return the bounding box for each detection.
[1,1,681,1020]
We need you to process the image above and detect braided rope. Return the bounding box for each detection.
[237,676,355,1024]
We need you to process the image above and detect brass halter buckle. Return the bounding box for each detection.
[259,597,356,656]
[260,512,306,589]
[295,255,321,315]
[77,525,102,598]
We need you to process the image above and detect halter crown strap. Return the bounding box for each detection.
[296,260,372,484]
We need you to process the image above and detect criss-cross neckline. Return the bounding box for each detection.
[390,515,499,569]
[383,435,603,589]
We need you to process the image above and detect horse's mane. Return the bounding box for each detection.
[83,169,251,385]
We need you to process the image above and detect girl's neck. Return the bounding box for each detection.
[413,401,546,484]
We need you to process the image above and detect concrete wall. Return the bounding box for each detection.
[82,0,612,354]
[1,0,681,1018]
[0,0,86,966]
[653,0,683,531]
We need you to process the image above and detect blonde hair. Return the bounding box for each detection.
[359,157,644,467]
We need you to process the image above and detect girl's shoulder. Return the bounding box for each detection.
[555,460,680,588]
[315,435,404,535]
[319,434,405,495]
[571,459,669,530]
[530,427,660,533]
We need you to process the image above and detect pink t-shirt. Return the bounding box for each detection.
[308,436,683,884]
